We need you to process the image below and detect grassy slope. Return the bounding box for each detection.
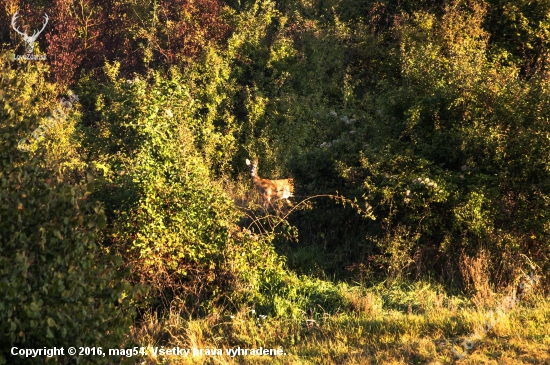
[131,281,550,364]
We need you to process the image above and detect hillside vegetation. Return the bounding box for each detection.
[1,0,549,363]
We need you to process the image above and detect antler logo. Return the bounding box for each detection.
[11,11,48,57]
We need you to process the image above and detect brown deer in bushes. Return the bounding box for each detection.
[246,159,294,208]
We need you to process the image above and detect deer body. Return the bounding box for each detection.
[246,159,294,206]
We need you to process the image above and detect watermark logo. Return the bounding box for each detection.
[18,92,79,152]
[441,272,540,359]
[11,11,48,61]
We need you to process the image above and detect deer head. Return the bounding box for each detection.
[246,158,259,177]
[11,12,48,54]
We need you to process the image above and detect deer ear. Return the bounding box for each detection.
[246,159,251,165]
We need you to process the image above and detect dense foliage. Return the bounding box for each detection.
[1,0,550,362]
[0,55,135,364]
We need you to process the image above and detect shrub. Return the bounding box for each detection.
[84,65,242,311]
[0,53,134,365]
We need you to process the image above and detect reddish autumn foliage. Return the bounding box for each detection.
[2,0,231,85]
[156,0,232,64]
[45,0,85,85]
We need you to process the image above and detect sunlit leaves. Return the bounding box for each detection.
[0,53,134,364]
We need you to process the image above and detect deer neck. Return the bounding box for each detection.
[250,172,262,185]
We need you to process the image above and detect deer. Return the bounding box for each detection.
[246,158,294,208]
[11,11,49,54]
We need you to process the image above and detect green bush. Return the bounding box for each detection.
[349,1,550,286]
[82,65,245,311]
[229,0,550,289]
[0,53,134,364]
